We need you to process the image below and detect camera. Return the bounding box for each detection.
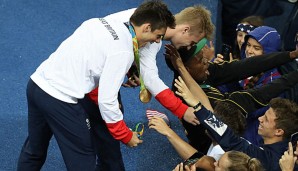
[221,44,232,61]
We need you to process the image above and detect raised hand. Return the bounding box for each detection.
[213,53,225,64]
[174,76,199,107]
[279,142,297,171]
[174,76,200,125]
[165,44,184,71]
[202,41,215,61]
[213,52,233,64]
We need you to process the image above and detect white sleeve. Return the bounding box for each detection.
[139,42,168,97]
[98,51,133,123]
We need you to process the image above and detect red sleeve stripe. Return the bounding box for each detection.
[155,88,188,119]
[106,120,133,144]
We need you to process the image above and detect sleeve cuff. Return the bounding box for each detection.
[155,88,188,118]
[106,120,133,144]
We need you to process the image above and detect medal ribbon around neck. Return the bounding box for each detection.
[127,23,152,103]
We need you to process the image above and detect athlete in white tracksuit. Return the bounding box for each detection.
[16,2,177,170]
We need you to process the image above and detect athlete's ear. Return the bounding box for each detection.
[183,25,190,34]
[143,23,151,32]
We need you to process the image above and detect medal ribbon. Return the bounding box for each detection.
[127,23,146,91]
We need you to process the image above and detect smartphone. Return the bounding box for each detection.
[221,44,232,61]
[290,132,298,149]
[183,152,204,169]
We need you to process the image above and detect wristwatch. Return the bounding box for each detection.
[193,101,202,112]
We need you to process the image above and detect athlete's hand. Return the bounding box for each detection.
[127,132,143,147]
[183,107,200,126]
[122,73,140,88]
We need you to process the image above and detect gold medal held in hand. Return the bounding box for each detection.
[139,88,151,103]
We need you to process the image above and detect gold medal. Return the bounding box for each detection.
[139,88,151,103]
[127,22,151,104]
